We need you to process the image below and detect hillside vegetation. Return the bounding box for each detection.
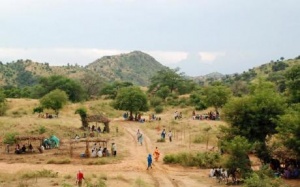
[0,51,167,87]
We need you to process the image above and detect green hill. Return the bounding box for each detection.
[85,51,167,85]
[0,51,167,87]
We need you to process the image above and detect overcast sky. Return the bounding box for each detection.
[0,0,299,76]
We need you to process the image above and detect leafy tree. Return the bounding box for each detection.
[112,86,149,120]
[40,89,68,117]
[155,86,171,100]
[100,81,133,99]
[223,136,252,177]
[79,73,106,98]
[276,104,300,156]
[33,106,44,114]
[203,83,231,112]
[75,107,89,129]
[230,80,249,97]
[285,64,300,103]
[189,90,207,110]
[223,80,286,161]
[244,165,287,187]
[149,68,186,94]
[35,75,86,102]
[271,61,288,72]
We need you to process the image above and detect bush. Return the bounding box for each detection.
[157,138,166,142]
[244,165,287,187]
[150,97,163,107]
[163,152,221,168]
[39,125,46,134]
[21,169,58,179]
[3,132,18,145]
[154,105,164,113]
[193,134,204,143]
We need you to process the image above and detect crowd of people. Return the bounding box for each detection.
[14,143,36,154]
[192,110,220,120]
[88,142,117,158]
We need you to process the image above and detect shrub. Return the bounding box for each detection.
[3,132,18,145]
[163,152,221,168]
[244,165,287,187]
[157,138,166,142]
[150,97,163,107]
[193,134,204,143]
[154,105,163,114]
[21,169,58,179]
[38,126,46,134]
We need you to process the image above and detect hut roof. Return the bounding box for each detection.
[86,114,110,123]
[15,135,45,141]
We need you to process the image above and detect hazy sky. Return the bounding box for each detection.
[0,0,299,76]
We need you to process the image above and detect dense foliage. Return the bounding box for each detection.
[276,104,300,155]
[223,80,286,161]
[39,89,69,116]
[0,89,7,116]
[112,86,149,119]
[34,75,86,102]
[163,152,221,168]
[100,81,133,99]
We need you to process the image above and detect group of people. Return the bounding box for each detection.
[270,159,300,179]
[160,129,172,142]
[89,143,117,158]
[15,143,34,154]
[147,147,160,170]
[174,111,182,120]
[192,110,220,120]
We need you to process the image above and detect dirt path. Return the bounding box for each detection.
[0,122,230,187]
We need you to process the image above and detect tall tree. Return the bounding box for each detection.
[224,136,252,177]
[35,75,86,102]
[203,83,232,112]
[149,68,186,94]
[40,89,68,116]
[223,80,286,161]
[75,107,89,129]
[285,64,300,103]
[100,81,133,99]
[276,104,300,156]
[79,73,106,98]
[112,86,148,120]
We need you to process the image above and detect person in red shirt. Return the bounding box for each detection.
[76,169,85,187]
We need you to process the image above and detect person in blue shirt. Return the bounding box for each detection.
[147,154,153,170]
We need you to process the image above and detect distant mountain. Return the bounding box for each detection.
[192,72,224,85]
[1,53,299,89]
[0,51,168,87]
[85,51,167,85]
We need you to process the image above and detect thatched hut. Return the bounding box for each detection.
[86,114,111,133]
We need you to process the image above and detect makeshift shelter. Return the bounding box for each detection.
[86,114,111,133]
[5,135,45,154]
[69,138,109,157]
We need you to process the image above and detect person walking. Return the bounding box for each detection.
[76,169,85,187]
[161,129,166,140]
[168,130,172,142]
[138,133,143,145]
[147,154,153,170]
[153,147,160,161]
[112,143,117,157]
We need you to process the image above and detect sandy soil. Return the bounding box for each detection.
[0,120,299,187]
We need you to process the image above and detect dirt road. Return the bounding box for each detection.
[0,122,232,187]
